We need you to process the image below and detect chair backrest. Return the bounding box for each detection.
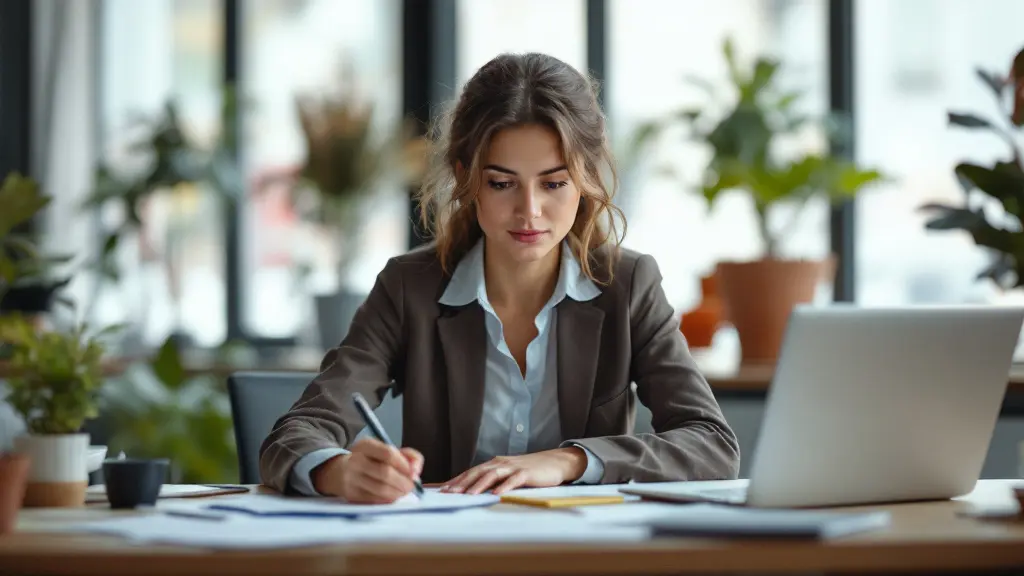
[227,371,404,484]
[228,371,313,484]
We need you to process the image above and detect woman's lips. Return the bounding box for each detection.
[509,230,547,244]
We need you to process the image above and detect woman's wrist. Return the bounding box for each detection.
[555,446,588,483]
[311,453,349,495]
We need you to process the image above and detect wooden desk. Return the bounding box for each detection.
[1,480,1022,575]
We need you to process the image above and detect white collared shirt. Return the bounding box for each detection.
[437,239,604,478]
[289,239,604,495]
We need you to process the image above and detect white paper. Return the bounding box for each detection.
[568,502,689,524]
[69,515,361,549]
[87,484,236,498]
[69,508,650,549]
[202,489,500,518]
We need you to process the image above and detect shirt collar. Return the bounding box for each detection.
[438,238,601,308]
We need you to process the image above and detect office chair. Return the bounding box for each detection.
[227,371,404,484]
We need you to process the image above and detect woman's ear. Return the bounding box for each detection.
[455,161,466,182]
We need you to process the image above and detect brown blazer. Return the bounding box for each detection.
[259,245,740,492]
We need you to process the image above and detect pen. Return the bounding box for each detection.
[351,392,425,497]
[163,509,226,521]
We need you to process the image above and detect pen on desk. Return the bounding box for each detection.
[351,392,425,497]
[163,509,226,521]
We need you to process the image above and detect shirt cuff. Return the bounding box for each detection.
[570,443,605,484]
[288,426,373,496]
[288,447,350,496]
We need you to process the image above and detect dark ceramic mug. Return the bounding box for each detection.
[102,458,169,509]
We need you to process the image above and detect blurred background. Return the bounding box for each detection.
[2,0,1024,483]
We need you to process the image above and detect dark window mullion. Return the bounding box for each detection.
[828,0,856,302]
[405,0,456,250]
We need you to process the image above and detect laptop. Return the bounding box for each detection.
[621,305,1024,508]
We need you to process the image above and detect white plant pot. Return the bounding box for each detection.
[13,433,90,507]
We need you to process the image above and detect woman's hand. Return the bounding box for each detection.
[439,447,587,495]
[311,438,423,504]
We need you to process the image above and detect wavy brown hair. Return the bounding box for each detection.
[416,52,626,284]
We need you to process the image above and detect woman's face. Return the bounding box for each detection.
[474,123,581,265]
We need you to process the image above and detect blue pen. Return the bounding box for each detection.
[351,392,425,496]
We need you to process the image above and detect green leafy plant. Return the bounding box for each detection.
[83,88,240,282]
[101,336,239,483]
[920,47,1024,289]
[0,173,72,306]
[631,38,885,258]
[0,315,120,434]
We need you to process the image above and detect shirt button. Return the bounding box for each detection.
[516,423,524,433]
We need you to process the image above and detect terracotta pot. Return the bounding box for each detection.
[716,258,832,364]
[13,433,89,508]
[680,273,724,348]
[0,454,28,534]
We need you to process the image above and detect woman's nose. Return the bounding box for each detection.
[516,185,542,219]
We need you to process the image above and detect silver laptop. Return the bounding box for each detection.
[622,305,1024,508]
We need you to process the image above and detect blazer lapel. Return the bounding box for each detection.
[437,304,487,477]
[556,299,605,440]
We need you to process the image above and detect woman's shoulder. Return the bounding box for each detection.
[380,243,445,282]
[590,245,661,293]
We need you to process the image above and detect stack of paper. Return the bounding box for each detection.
[70,499,650,549]
[646,504,892,539]
[201,490,498,518]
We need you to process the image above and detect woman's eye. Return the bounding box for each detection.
[488,180,514,190]
[543,181,569,190]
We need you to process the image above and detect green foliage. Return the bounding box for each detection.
[82,89,240,282]
[630,38,885,257]
[920,47,1024,289]
[0,315,120,434]
[0,174,72,302]
[101,335,238,483]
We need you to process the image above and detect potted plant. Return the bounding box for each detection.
[920,47,1024,290]
[0,173,72,321]
[102,335,238,484]
[82,90,239,349]
[0,314,118,507]
[632,38,884,363]
[255,79,405,350]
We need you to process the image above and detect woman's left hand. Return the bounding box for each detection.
[439,447,588,495]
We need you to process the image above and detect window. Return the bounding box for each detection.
[856,0,1024,361]
[456,0,587,87]
[241,0,405,340]
[608,0,829,315]
[98,0,225,348]
[855,0,1024,313]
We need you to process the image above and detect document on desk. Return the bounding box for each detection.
[646,504,892,539]
[70,507,650,549]
[202,489,500,518]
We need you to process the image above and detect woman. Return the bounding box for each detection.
[259,53,739,504]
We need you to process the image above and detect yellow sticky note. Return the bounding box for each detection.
[499,495,626,508]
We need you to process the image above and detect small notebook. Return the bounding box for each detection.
[646,503,892,539]
[500,495,626,508]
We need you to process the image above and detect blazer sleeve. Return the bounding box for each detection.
[572,254,741,483]
[257,257,405,492]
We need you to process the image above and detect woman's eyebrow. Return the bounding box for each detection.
[483,164,568,176]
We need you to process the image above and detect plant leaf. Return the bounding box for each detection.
[920,203,986,230]
[955,161,1024,215]
[976,68,1007,98]
[976,252,1016,285]
[948,112,994,129]
[743,58,779,103]
[151,336,188,391]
